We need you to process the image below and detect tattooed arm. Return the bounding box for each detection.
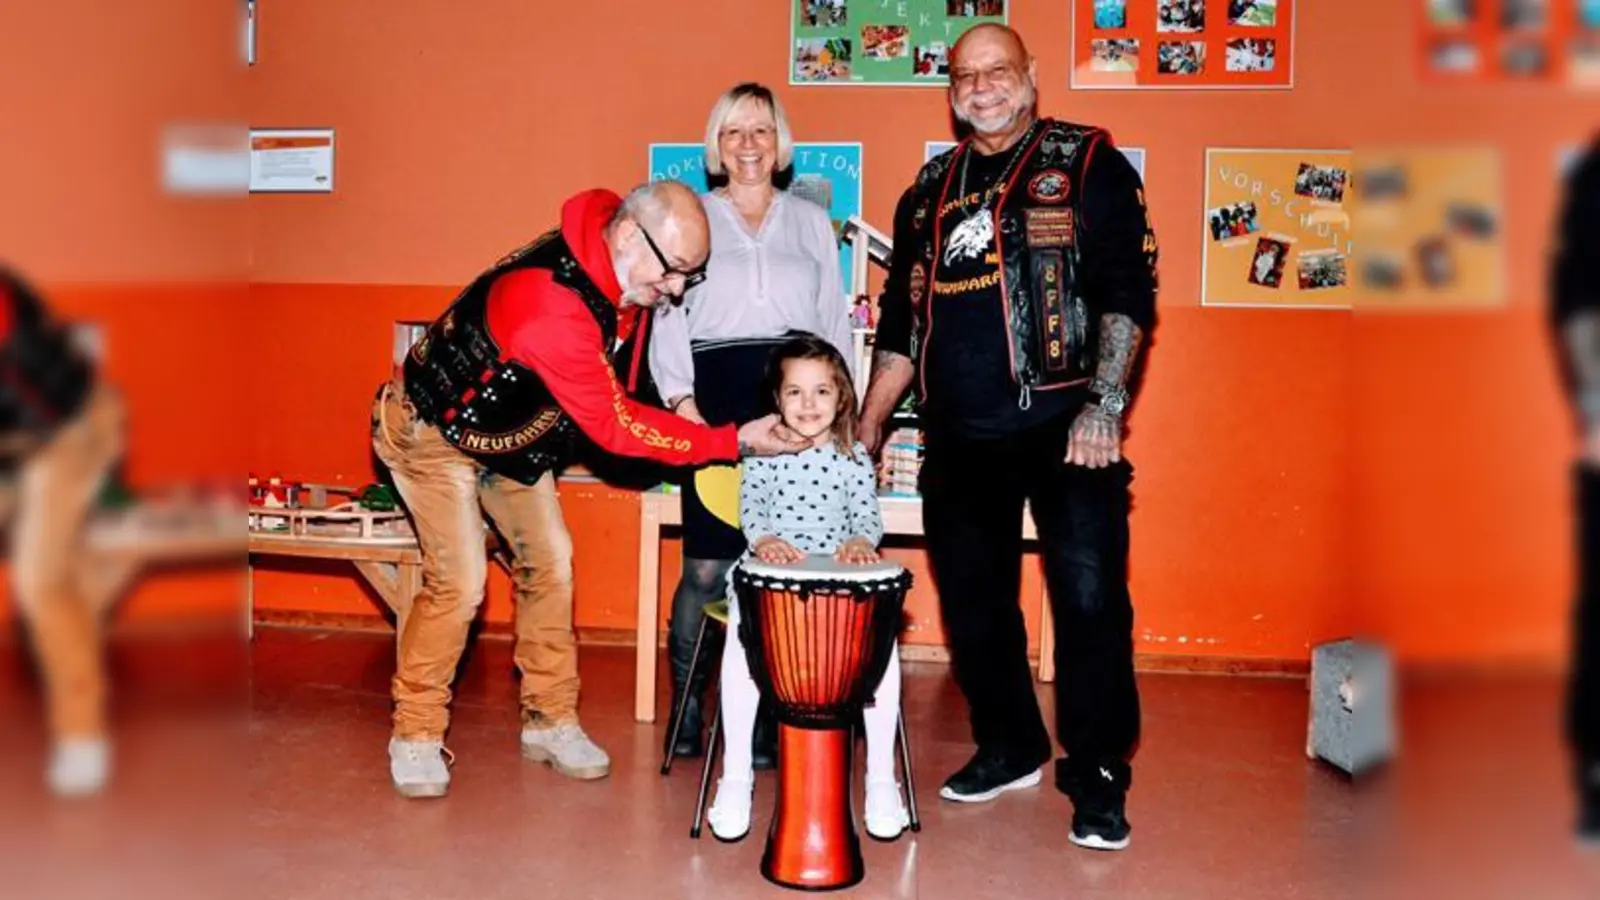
[1067,315,1144,468]
[1067,133,1159,469]
[1554,143,1600,464]
[861,187,923,455]
[1566,312,1600,412]
[861,350,916,455]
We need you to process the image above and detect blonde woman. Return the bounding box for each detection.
[652,83,855,766]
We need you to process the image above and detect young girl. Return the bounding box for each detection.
[706,335,910,842]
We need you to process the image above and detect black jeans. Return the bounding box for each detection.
[920,415,1141,786]
[1570,466,1600,773]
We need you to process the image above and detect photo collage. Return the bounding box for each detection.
[1202,149,1353,308]
[791,0,1006,85]
[1421,0,1600,86]
[1349,147,1505,308]
[1076,0,1294,88]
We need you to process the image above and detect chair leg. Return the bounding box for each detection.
[691,700,722,839]
[660,612,710,776]
[898,705,921,833]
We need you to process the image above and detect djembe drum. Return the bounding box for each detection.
[732,554,911,892]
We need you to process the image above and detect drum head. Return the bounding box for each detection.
[739,553,905,584]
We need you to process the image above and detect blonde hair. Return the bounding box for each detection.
[703,83,794,178]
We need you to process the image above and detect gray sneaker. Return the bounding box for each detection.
[520,721,610,780]
[48,738,110,798]
[389,737,453,799]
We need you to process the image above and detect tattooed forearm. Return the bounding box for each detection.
[1090,313,1144,394]
[1564,310,1600,427]
[871,349,911,379]
[863,350,915,425]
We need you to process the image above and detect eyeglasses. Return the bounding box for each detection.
[636,224,707,293]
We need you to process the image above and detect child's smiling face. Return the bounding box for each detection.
[777,357,840,440]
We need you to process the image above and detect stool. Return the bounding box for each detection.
[664,600,922,839]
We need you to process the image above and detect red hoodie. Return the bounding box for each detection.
[484,189,739,466]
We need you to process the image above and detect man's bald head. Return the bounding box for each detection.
[951,22,1029,70]
[608,180,711,309]
[948,23,1038,141]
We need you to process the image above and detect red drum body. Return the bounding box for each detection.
[731,555,911,891]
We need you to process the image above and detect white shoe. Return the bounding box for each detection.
[864,778,910,841]
[706,777,754,841]
[48,738,110,797]
[520,720,610,780]
[388,737,453,799]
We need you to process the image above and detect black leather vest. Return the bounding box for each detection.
[403,230,644,484]
[0,269,94,436]
[903,119,1106,405]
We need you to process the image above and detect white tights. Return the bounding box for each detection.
[718,594,902,785]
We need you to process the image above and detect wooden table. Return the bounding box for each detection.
[633,490,1053,724]
[84,508,246,614]
[247,532,425,636]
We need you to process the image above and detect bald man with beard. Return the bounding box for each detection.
[373,181,809,799]
[860,24,1159,851]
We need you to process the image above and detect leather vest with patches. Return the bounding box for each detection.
[903,119,1106,404]
[403,230,645,484]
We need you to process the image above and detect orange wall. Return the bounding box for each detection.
[242,2,1592,664]
[0,2,248,626]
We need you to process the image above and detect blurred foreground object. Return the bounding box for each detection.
[0,266,243,799]
[1307,639,1396,776]
[1550,133,1600,844]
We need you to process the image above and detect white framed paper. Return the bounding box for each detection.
[249,128,334,193]
[163,124,249,196]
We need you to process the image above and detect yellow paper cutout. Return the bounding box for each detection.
[694,464,743,530]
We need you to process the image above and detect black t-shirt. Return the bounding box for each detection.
[875,126,1158,440]
[924,147,1082,437]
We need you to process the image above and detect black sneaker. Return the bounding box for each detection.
[1063,759,1132,851]
[938,752,1044,803]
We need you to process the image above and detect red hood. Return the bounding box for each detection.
[559,188,641,343]
[558,187,645,355]
[560,189,625,306]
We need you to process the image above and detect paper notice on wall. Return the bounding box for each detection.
[249,129,335,193]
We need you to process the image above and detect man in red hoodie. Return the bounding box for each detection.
[372,180,807,798]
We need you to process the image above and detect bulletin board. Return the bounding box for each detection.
[1072,0,1296,90]
[1418,0,1600,87]
[790,0,1007,86]
[1349,147,1505,309]
[1201,148,1352,309]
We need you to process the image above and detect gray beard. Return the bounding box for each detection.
[953,85,1037,135]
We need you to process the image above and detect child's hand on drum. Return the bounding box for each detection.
[753,536,805,564]
[834,536,880,565]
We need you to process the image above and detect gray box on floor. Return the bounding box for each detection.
[1307,639,1395,775]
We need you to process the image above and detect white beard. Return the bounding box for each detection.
[953,83,1037,135]
[614,253,648,306]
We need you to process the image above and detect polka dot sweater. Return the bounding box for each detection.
[740,442,884,556]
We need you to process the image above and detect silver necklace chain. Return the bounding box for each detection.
[956,120,1040,216]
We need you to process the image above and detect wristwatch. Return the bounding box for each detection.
[1090,380,1130,417]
